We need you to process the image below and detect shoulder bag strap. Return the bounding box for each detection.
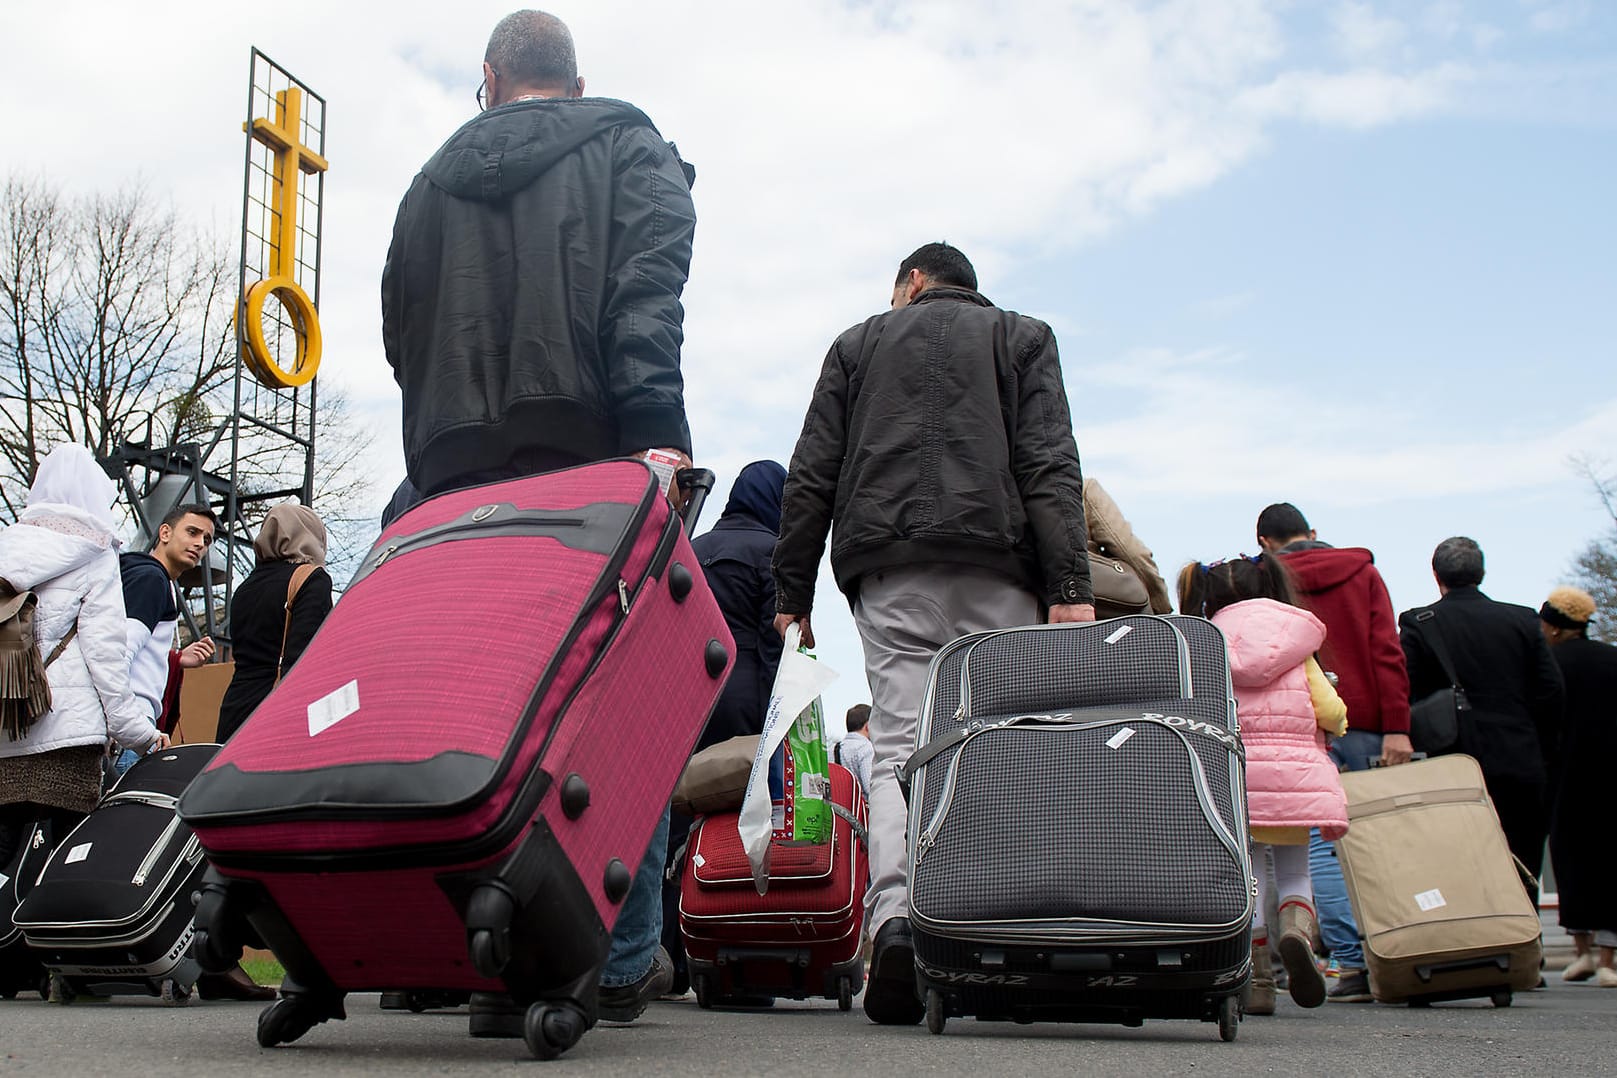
[276,564,319,684]
[43,622,78,667]
[1413,609,1466,692]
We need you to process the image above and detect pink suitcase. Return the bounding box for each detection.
[179,461,733,1059]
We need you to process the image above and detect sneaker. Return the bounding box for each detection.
[862,918,924,1025]
[1563,953,1598,982]
[598,946,675,1023]
[1325,958,1342,979]
[1596,967,1617,988]
[1328,969,1374,1003]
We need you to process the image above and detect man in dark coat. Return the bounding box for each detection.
[1399,537,1564,904]
[381,9,698,1030]
[660,461,788,994]
[383,9,697,499]
[1539,587,1617,985]
[773,242,1094,1025]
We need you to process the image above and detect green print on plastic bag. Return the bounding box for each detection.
[781,692,831,843]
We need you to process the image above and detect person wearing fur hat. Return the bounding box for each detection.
[1540,586,1617,987]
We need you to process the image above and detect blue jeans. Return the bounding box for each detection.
[601,805,669,988]
[1310,729,1382,970]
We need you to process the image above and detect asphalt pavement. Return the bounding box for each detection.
[2,967,1613,1078]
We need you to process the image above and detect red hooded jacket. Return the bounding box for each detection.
[1279,544,1411,736]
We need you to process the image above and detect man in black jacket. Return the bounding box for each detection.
[1399,537,1563,904]
[383,9,697,498]
[381,9,697,1032]
[773,243,1094,1025]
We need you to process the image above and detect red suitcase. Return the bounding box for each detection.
[679,763,868,1010]
[178,461,733,1059]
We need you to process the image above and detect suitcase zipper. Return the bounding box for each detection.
[913,717,1247,897]
[132,815,182,886]
[198,477,671,869]
[352,509,593,587]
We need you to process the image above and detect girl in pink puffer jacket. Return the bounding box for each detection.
[1178,554,1347,1016]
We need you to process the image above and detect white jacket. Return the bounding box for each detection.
[0,516,159,757]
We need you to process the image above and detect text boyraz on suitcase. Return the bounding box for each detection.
[1336,754,1542,1007]
[178,461,733,1061]
[679,762,869,1010]
[14,744,217,1004]
[903,615,1254,1042]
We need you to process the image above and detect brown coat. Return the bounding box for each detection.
[1082,478,1172,617]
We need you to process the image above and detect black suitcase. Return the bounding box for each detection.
[14,744,218,1003]
[902,615,1253,1041]
[1,817,53,999]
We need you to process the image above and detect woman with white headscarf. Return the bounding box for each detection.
[0,444,166,866]
[215,502,333,742]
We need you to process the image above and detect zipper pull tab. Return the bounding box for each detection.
[373,543,399,568]
[617,579,630,614]
[32,829,44,849]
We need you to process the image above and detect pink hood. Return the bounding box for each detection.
[1211,599,1347,841]
[1219,598,1326,689]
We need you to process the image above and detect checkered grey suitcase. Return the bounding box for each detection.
[903,615,1253,1040]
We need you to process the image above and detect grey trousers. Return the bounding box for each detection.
[852,563,1040,936]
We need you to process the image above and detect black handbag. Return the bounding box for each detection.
[1408,608,1469,755]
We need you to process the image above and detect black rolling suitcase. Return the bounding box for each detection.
[14,744,218,1003]
[902,615,1253,1041]
[1,817,53,999]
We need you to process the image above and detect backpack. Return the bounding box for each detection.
[0,578,77,740]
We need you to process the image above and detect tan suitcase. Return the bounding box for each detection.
[1336,754,1541,1006]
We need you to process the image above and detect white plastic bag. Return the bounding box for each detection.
[737,623,838,894]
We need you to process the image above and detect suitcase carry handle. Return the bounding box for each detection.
[677,468,717,532]
[1414,953,1511,983]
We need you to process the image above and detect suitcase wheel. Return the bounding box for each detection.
[1490,990,1512,1008]
[924,988,946,1035]
[837,977,853,1012]
[1217,996,1240,1042]
[159,979,192,1006]
[693,975,713,1010]
[48,974,75,1005]
[523,1001,586,1061]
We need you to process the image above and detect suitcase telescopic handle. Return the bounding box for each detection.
[677,468,717,532]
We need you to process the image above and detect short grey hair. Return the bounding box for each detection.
[486,10,577,87]
[1432,536,1485,589]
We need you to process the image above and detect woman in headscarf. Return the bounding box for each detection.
[0,444,165,865]
[661,460,789,993]
[215,503,333,742]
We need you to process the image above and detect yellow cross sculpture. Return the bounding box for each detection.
[239,87,330,390]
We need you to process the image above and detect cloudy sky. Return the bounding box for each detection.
[3,1,1614,730]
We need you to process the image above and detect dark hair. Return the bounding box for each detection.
[161,502,218,531]
[486,9,577,87]
[1256,502,1310,541]
[845,703,871,734]
[1176,553,1299,619]
[896,242,977,291]
[1432,536,1484,589]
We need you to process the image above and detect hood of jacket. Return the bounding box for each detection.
[1212,598,1327,689]
[0,521,109,591]
[1280,545,1374,593]
[721,460,788,534]
[422,96,659,201]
